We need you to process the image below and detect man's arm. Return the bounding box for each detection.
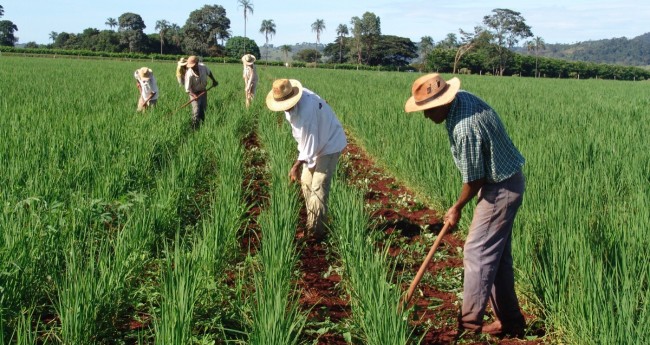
[444,178,485,227]
[209,71,218,87]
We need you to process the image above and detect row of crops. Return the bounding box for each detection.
[1,55,648,344]
[0,56,415,344]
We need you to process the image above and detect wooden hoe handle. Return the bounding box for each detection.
[402,222,452,307]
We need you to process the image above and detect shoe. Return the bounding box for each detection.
[482,320,525,337]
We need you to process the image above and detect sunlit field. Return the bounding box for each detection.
[0,55,648,344]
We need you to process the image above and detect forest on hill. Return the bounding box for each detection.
[515,32,650,67]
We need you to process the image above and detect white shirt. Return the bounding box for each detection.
[284,88,347,168]
[185,63,211,94]
[134,71,159,101]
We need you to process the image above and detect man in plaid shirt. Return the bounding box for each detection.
[405,73,526,338]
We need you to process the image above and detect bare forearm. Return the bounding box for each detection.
[453,178,485,211]
[444,178,485,227]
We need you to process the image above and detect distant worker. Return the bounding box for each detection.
[404,73,527,338]
[134,67,159,112]
[176,57,188,87]
[184,55,218,130]
[265,79,347,241]
[241,54,258,108]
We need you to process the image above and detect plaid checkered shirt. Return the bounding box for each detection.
[445,91,525,183]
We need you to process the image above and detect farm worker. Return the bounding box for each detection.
[184,55,218,130]
[404,73,526,337]
[175,57,188,87]
[134,67,159,112]
[266,79,347,241]
[241,54,258,108]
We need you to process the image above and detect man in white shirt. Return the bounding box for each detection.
[184,55,218,129]
[134,67,159,112]
[266,79,347,241]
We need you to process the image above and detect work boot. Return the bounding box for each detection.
[482,319,525,337]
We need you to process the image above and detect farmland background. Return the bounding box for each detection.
[0,56,648,344]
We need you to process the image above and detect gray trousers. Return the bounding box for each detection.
[300,152,340,237]
[190,93,207,129]
[460,171,525,330]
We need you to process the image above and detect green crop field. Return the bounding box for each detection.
[0,55,648,344]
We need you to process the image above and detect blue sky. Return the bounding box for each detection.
[3,0,648,46]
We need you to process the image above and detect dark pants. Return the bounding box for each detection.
[460,171,526,331]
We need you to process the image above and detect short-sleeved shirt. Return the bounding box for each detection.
[284,88,347,168]
[445,90,524,183]
[185,63,211,94]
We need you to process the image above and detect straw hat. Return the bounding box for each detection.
[404,73,461,112]
[138,67,152,81]
[266,79,303,112]
[242,54,256,65]
[186,55,199,68]
[177,57,187,66]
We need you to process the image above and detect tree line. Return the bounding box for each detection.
[2,4,647,80]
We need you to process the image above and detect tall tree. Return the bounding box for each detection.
[49,31,58,43]
[0,5,4,18]
[453,26,490,74]
[169,24,182,47]
[183,5,230,56]
[336,24,348,63]
[311,19,325,44]
[437,33,459,49]
[280,44,292,63]
[482,8,533,75]
[259,19,276,60]
[0,20,18,46]
[350,12,381,64]
[527,36,546,77]
[419,36,434,61]
[105,17,118,31]
[155,19,170,54]
[118,12,146,52]
[238,0,253,52]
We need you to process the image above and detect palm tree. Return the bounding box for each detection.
[527,36,546,78]
[311,19,325,45]
[419,36,434,62]
[280,44,292,63]
[49,31,58,43]
[169,24,182,48]
[238,0,254,52]
[105,17,118,31]
[259,19,276,61]
[336,24,348,63]
[155,20,170,54]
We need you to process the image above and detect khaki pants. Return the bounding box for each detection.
[300,152,340,238]
[460,171,526,331]
[190,93,207,129]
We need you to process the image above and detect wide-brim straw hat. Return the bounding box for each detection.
[266,79,303,112]
[404,73,461,112]
[138,67,152,81]
[186,55,198,68]
[242,54,256,65]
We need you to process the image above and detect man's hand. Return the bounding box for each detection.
[289,161,303,183]
[444,206,462,228]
